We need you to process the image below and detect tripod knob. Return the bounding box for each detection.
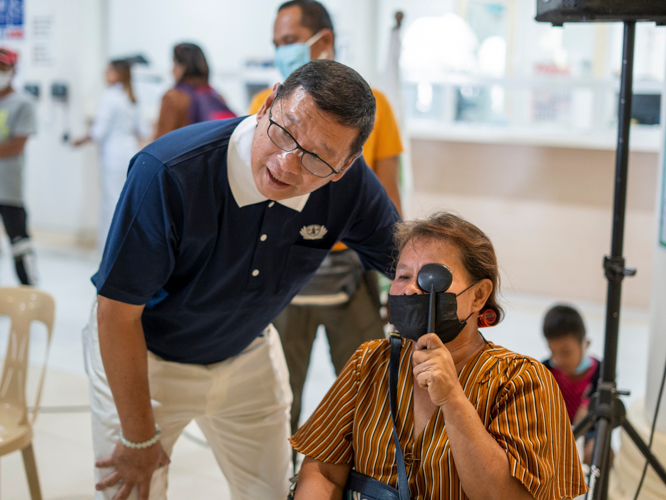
[604,256,637,281]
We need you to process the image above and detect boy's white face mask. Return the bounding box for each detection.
[0,70,13,90]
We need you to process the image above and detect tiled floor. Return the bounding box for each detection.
[0,245,653,499]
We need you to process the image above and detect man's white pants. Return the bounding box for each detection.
[83,303,293,500]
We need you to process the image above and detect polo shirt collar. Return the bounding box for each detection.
[227,115,309,212]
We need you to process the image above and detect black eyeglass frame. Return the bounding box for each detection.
[266,90,363,178]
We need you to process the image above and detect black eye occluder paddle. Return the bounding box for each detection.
[417,264,453,334]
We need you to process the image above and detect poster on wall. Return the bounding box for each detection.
[0,0,24,40]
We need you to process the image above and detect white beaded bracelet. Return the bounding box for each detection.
[119,424,161,449]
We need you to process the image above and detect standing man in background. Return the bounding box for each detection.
[0,48,38,286]
[248,0,404,447]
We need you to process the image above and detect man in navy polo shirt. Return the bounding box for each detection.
[84,59,399,500]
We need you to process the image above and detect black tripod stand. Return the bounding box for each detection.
[571,21,666,500]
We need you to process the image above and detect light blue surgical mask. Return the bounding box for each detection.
[274,31,325,80]
[575,355,592,375]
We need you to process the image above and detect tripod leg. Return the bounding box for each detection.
[621,419,666,486]
[588,417,613,500]
[574,412,595,440]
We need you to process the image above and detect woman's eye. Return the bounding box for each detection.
[397,274,411,281]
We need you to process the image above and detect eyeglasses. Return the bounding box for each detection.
[267,97,361,178]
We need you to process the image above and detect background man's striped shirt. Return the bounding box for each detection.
[291,339,588,500]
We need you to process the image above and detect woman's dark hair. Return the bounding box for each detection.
[278,0,334,35]
[173,43,209,83]
[110,59,135,104]
[543,304,586,343]
[276,59,375,160]
[393,212,504,326]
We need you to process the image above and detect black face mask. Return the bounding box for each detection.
[388,284,475,344]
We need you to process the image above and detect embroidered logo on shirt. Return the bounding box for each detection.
[300,225,328,240]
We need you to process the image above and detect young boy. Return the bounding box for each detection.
[542,304,601,463]
[0,47,37,285]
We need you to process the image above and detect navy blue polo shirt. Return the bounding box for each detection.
[92,116,399,365]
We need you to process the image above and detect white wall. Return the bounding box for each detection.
[374,0,457,78]
[10,0,106,239]
[107,0,381,118]
[646,69,666,433]
[2,0,385,240]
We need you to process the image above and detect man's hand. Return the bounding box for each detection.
[412,333,463,407]
[95,441,170,500]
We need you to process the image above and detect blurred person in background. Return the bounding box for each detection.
[74,59,150,254]
[542,304,601,465]
[154,42,236,139]
[248,1,404,456]
[0,48,38,286]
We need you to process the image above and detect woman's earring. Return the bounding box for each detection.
[478,308,497,328]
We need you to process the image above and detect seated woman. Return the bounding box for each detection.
[291,212,588,500]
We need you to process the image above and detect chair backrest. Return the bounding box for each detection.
[0,286,55,426]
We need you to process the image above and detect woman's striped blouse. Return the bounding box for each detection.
[291,338,588,500]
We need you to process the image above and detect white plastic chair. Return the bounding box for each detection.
[0,286,55,500]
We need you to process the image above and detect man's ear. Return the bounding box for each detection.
[256,83,281,122]
[330,152,362,182]
[318,29,335,58]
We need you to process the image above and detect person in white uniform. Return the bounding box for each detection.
[75,59,149,253]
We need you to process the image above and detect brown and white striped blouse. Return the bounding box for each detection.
[291,338,588,500]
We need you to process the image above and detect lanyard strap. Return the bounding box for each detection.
[389,334,412,500]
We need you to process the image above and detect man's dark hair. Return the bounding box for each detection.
[173,43,209,82]
[278,0,334,35]
[277,59,376,160]
[543,304,586,343]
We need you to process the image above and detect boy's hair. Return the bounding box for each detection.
[543,304,586,343]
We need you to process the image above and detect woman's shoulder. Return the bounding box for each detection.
[481,342,554,382]
[163,86,187,98]
[357,336,412,356]
[352,337,413,378]
[101,84,125,101]
[105,84,136,106]
[355,338,391,365]
[159,88,190,120]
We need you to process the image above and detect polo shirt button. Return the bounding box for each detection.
[268,202,275,208]
[252,269,260,277]
[260,234,267,242]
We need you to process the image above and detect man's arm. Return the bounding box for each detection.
[95,295,169,500]
[339,159,401,278]
[0,135,27,157]
[97,296,153,441]
[374,155,402,217]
